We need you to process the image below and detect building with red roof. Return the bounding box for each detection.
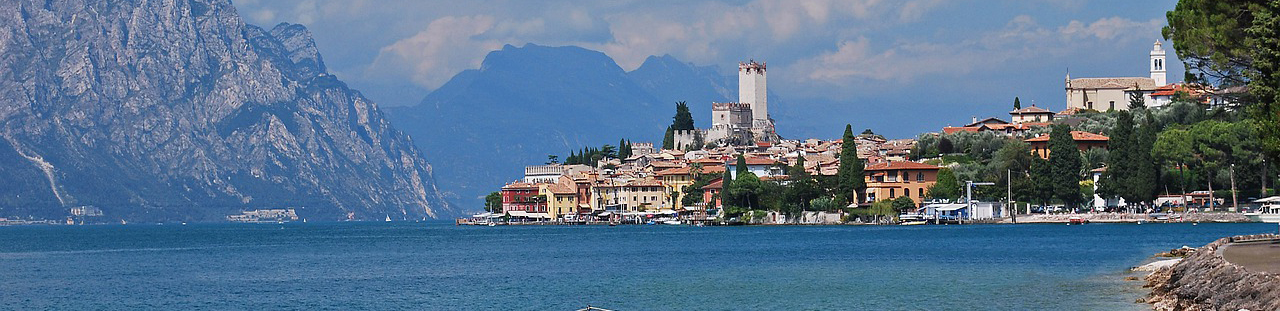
[1025,131,1109,159]
[862,161,942,204]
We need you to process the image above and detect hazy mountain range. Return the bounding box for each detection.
[0,0,453,221]
[388,44,783,210]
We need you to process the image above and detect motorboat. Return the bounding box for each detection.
[899,220,927,226]
[1244,196,1280,223]
[1068,216,1088,225]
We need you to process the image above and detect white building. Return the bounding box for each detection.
[1065,40,1168,111]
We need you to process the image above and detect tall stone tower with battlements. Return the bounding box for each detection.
[702,59,779,146]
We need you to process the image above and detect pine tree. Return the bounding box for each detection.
[735,154,748,177]
[1047,124,1084,208]
[1014,97,1021,110]
[836,125,866,205]
[1128,86,1147,110]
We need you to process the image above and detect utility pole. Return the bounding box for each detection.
[1230,164,1239,212]
[1008,169,1016,223]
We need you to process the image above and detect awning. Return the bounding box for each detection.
[933,204,968,211]
[1254,196,1280,203]
[598,212,612,216]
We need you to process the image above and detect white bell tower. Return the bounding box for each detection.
[1150,40,1167,86]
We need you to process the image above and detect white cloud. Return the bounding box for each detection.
[791,15,1165,85]
[367,15,504,90]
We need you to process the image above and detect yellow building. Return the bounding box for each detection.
[656,165,725,210]
[863,161,941,204]
[539,181,577,219]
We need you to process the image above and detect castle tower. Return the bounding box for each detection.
[1150,40,1167,86]
[739,60,767,125]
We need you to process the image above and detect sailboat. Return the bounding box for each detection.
[385,215,392,222]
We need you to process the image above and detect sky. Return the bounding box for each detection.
[234,0,1184,140]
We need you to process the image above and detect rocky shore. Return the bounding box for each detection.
[1140,234,1280,311]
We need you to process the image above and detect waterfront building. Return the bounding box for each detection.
[540,178,579,219]
[863,161,941,204]
[657,165,725,209]
[501,182,547,214]
[1025,131,1110,159]
[524,164,562,183]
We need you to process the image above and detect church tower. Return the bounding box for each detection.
[1150,40,1167,86]
[739,60,768,127]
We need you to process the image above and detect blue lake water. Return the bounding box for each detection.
[0,222,1274,310]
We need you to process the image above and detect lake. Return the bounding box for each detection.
[1,222,1274,310]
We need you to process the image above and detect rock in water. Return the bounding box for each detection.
[0,0,452,221]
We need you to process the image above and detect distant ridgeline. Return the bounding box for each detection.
[0,0,453,221]
[389,46,784,211]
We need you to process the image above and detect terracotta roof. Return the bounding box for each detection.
[731,157,780,166]
[966,117,1009,127]
[1058,107,1087,115]
[1024,131,1110,142]
[702,178,724,190]
[863,161,941,171]
[502,182,541,189]
[756,142,772,148]
[1068,77,1157,89]
[760,175,790,181]
[624,178,663,187]
[1010,105,1053,114]
[548,183,576,194]
[942,126,981,134]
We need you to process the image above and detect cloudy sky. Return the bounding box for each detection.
[235,0,1183,139]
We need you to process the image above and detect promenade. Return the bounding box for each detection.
[1221,238,1280,274]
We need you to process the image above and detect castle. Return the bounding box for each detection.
[674,60,778,149]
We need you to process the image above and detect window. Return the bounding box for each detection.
[889,188,895,198]
[917,172,924,182]
[1087,102,1093,109]
[919,188,925,198]
[1109,101,1115,110]
[904,188,910,198]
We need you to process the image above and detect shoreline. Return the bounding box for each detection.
[1138,233,1280,310]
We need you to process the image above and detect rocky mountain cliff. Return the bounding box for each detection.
[0,0,452,221]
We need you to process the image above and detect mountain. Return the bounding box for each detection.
[391,44,670,209]
[627,55,736,127]
[390,44,771,210]
[0,0,453,221]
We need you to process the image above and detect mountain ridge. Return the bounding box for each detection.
[0,0,453,221]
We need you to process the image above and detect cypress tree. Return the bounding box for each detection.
[1030,157,1054,206]
[1014,97,1021,110]
[662,125,675,150]
[836,124,866,205]
[1102,111,1134,202]
[1130,110,1161,204]
[1047,124,1084,209]
[735,154,748,176]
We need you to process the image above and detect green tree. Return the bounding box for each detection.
[673,101,696,131]
[484,191,503,213]
[1014,97,1021,110]
[1130,110,1162,204]
[617,139,630,159]
[1030,157,1054,206]
[735,154,748,177]
[662,125,675,150]
[1100,111,1134,203]
[1047,124,1084,208]
[836,125,866,205]
[602,144,617,159]
[928,168,961,200]
[939,137,955,154]
[546,154,559,165]
[1128,87,1147,110]
[891,196,916,213]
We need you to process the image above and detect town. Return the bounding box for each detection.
[465,40,1274,226]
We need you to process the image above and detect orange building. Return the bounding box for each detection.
[863,162,941,204]
[1025,131,1109,159]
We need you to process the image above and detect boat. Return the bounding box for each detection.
[662,220,682,225]
[1068,216,1088,225]
[385,215,392,222]
[899,220,927,226]
[1245,196,1280,223]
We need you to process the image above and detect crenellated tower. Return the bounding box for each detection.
[739,60,768,127]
